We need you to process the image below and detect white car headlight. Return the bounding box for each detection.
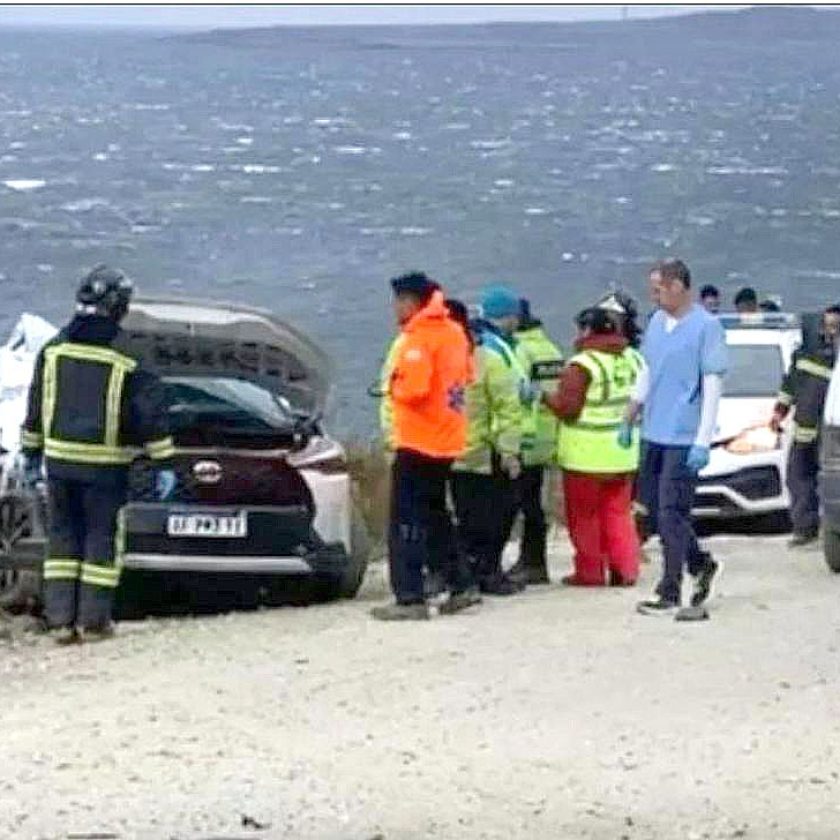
[725,426,780,455]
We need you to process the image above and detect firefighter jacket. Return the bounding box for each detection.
[515,322,564,467]
[774,344,836,445]
[21,315,174,481]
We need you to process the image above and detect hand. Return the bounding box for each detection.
[686,445,710,474]
[501,454,522,480]
[769,413,784,434]
[155,469,177,501]
[616,421,634,450]
[22,452,43,487]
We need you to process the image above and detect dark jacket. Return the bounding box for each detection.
[22,315,173,482]
[774,343,836,444]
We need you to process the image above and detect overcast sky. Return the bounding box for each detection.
[0,4,757,30]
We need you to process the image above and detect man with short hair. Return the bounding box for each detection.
[622,259,728,620]
[771,304,840,547]
[371,272,474,621]
[734,286,759,314]
[699,284,721,315]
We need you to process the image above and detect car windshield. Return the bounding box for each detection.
[164,376,293,430]
[724,344,785,398]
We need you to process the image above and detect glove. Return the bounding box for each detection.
[500,454,522,481]
[22,452,43,487]
[769,412,784,434]
[616,421,634,450]
[686,445,710,474]
[518,380,540,405]
[155,469,177,501]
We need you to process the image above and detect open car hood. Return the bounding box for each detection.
[122,297,332,416]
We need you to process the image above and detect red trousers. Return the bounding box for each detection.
[562,472,640,586]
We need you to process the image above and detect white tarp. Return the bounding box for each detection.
[0,313,57,453]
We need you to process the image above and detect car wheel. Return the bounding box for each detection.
[825,530,840,574]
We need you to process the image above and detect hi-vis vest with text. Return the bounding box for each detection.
[557,348,643,474]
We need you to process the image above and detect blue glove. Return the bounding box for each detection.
[22,452,43,487]
[686,445,710,474]
[519,380,540,405]
[616,421,634,450]
[155,469,177,501]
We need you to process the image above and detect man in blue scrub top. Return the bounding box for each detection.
[620,259,728,620]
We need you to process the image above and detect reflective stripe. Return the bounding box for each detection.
[776,391,793,406]
[796,358,833,380]
[21,429,43,448]
[794,425,819,444]
[80,562,121,589]
[145,436,176,460]
[41,342,139,466]
[43,558,81,580]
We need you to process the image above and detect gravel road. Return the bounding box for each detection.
[2,534,840,840]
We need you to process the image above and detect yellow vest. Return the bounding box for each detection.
[557,348,643,474]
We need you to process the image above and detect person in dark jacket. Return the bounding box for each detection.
[21,265,175,643]
[771,305,840,547]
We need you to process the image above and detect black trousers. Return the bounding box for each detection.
[787,442,821,536]
[388,450,472,604]
[43,475,127,629]
[508,466,548,570]
[638,443,709,605]
[452,467,517,583]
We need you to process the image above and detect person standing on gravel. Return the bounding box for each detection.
[371,273,475,621]
[621,259,728,620]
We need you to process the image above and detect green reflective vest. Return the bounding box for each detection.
[378,334,405,450]
[557,348,643,474]
[454,337,524,475]
[515,326,564,466]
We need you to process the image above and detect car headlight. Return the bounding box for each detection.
[725,426,780,455]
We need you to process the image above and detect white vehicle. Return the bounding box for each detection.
[0,298,370,614]
[694,313,802,524]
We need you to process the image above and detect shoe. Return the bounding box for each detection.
[480,574,525,596]
[52,627,81,646]
[690,558,724,608]
[788,530,819,549]
[77,623,116,643]
[438,589,482,615]
[675,605,710,622]
[527,566,550,586]
[507,561,529,586]
[636,597,679,616]
[561,574,603,587]
[371,603,430,621]
[423,570,447,599]
[608,570,636,588]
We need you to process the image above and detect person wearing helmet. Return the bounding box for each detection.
[20,265,175,644]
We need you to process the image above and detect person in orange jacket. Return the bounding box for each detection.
[372,272,477,621]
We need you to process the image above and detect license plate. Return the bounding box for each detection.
[166,512,248,538]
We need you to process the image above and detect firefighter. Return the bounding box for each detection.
[771,305,840,547]
[21,265,175,644]
[506,298,564,586]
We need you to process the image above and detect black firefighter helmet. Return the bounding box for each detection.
[75,264,134,322]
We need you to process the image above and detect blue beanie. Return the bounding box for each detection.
[481,285,520,320]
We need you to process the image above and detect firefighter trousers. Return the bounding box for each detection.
[787,442,821,536]
[43,476,127,630]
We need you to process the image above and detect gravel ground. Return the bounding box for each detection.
[2,534,840,840]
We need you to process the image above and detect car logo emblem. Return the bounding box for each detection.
[193,460,222,485]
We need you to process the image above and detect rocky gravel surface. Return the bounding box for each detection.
[2,535,840,839]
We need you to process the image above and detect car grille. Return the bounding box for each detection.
[698,466,782,502]
[128,453,315,512]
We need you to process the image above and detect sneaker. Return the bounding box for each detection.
[507,560,528,585]
[675,605,710,622]
[527,566,550,586]
[438,589,482,616]
[480,574,525,596]
[423,570,447,599]
[52,627,82,646]
[691,558,724,608]
[788,530,819,549]
[371,603,430,622]
[77,623,116,643]
[636,597,679,616]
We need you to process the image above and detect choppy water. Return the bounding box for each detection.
[2,17,840,432]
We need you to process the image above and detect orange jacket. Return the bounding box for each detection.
[390,291,472,459]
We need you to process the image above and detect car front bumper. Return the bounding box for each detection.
[694,451,788,519]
